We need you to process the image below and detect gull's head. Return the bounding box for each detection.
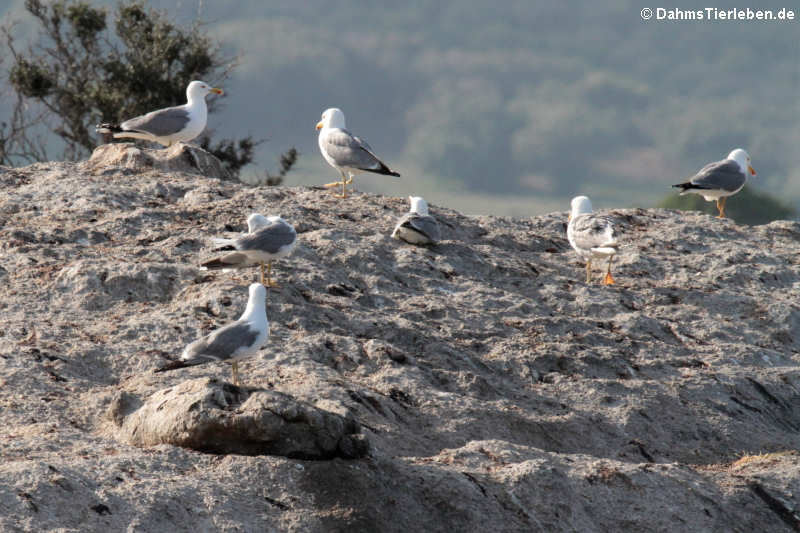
[727,148,756,176]
[569,195,593,220]
[316,108,346,130]
[187,80,224,100]
[248,283,268,305]
[408,196,429,215]
[246,213,269,232]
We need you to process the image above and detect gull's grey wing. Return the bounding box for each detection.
[397,213,441,242]
[121,106,190,136]
[684,160,745,192]
[181,322,259,364]
[236,221,297,254]
[323,128,399,176]
[569,214,617,251]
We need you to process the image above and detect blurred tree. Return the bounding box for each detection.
[658,186,796,225]
[262,147,298,186]
[1,0,296,182]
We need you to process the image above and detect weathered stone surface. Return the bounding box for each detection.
[0,159,798,532]
[85,142,231,180]
[108,378,368,459]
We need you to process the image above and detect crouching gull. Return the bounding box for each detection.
[202,214,297,287]
[96,80,223,147]
[156,283,269,386]
[392,196,441,245]
[672,148,756,218]
[567,196,619,285]
[316,108,400,198]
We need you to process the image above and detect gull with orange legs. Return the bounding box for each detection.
[316,108,400,198]
[567,196,619,285]
[672,148,756,218]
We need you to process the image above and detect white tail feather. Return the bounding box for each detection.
[212,237,235,247]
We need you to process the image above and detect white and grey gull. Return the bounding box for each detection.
[96,80,223,146]
[567,195,619,285]
[316,107,400,198]
[156,283,269,386]
[672,148,756,218]
[392,196,441,245]
[202,214,297,287]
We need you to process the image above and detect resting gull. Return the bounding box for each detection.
[96,80,223,146]
[672,148,756,218]
[392,196,441,245]
[202,214,297,287]
[316,108,400,198]
[156,283,269,386]
[567,196,619,285]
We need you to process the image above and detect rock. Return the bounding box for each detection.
[85,142,231,180]
[108,378,368,459]
[0,159,799,532]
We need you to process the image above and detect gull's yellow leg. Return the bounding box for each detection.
[231,361,239,386]
[585,259,592,283]
[716,197,727,218]
[602,256,615,285]
[265,261,279,288]
[333,176,349,199]
[260,262,266,285]
[324,170,347,189]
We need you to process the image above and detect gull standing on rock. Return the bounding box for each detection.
[202,214,297,287]
[316,108,400,198]
[392,196,441,245]
[156,283,269,386]
[567,196,619,285]
[96,81,223,147]
[672,148,756,218]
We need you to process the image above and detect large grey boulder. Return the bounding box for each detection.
[107,378,369,459]
[85,142,231,180]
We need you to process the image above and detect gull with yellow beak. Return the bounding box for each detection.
[672,148,756,218]
[316,108,400,198]
[96,80,224,147]
[567,196,619,285]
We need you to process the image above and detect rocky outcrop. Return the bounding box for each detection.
[85,142,231,180]
[107,378,368,459]
[0,156,798,532]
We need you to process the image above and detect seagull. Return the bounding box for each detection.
[392,196,441,245]
[155,283,269,386]
[672,148,756,218]
[181,283,268,386]
[316,108,400,198]
[567,196,619,285]
[202,214,297,287]
[96,80,223,147]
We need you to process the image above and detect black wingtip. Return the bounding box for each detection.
[211,245,236,252]
[95,123,123,134]
[154,360,189,373]
[363,161,401,177]
[672,182,691,191]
